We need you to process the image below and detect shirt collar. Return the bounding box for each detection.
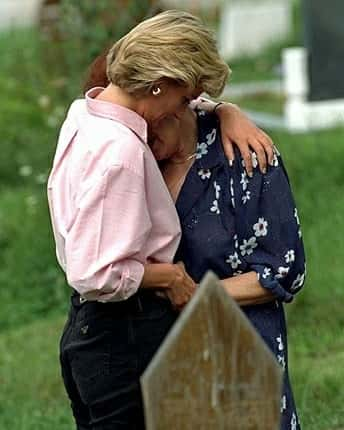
[85,87,148,143]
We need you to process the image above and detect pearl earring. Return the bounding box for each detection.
[152,87,161,96]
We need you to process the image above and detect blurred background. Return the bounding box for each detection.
[0,0,343,428]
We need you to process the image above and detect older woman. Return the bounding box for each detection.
[150,109,306,430]
[48,10,276,430]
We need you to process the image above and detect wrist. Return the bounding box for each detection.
[141,263,176,289]
[216,102,239,118]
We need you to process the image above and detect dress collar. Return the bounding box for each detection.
[194,112,226,170]
[85,87,147,143]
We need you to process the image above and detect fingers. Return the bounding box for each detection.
[258,131,275,166]
[246,131,275,174]
[248,138,267,174]
[240,145,253,177]
[222,138,235,165]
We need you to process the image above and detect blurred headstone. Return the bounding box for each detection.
[219,0,292,60]
[282,1,344,132]
[141,272,283,430]
[303,0,344,101]
[0,0,42,31]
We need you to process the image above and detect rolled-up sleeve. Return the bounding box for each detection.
[65,164,152,302]
[233,149,306,303]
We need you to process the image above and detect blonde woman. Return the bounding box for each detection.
[48,10,273,429]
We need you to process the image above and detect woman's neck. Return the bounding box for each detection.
[95,84,139,113]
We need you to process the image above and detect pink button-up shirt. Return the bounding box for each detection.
[47,88,181,302]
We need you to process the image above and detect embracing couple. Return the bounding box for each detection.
[48,10,305,430]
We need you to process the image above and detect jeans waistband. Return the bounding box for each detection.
[70,289,170,313]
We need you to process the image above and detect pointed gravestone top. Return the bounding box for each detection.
[141,272,283,430]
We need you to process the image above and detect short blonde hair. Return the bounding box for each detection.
[107,10,230,98]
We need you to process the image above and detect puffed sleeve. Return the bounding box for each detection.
[232,148,306,302]
[65,165,152,302]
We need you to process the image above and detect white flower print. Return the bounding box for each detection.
[294,208,300,225]
[214,181,221,199]
[230,178,235,208]
[277,354,286,369]
[285,249,295,263]
[291,412,297,430]
[298,229,302,238]
[198,109,206,116]
[290,273,305,291]
[206,128,216,146]
[240,171,249,191]
[196,141,208,159]
[230,178,234,197]
[276,266,290,279]
[280,395,287,413]
[253,217,268,237]
[210,200,220,214]
[198,169,211,180]
[262,267,272,279]
[226,252,242,270]
[233,234,239,249]
[242,191,251,204]
[240,237,258,256]
[276,335,284,351]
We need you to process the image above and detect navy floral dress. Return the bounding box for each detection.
[174,111,306,430]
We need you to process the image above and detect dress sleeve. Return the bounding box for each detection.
[65,165,152,302]
[232,149,306,303]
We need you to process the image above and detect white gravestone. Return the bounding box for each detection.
[0,0,42,31]
[283,47,344,131]
[219,0,292,60]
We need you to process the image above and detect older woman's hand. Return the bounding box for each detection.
[216,103,275,177]
[166,262,197,311]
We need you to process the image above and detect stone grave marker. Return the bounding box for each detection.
[303,0,344,101]
[218,0,292,60]
[141,272,283,430]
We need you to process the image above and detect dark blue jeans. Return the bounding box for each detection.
[60,291,178,429]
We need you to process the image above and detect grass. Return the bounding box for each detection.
[0,21,343,429]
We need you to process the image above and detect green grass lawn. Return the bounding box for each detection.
[0,27,343,429]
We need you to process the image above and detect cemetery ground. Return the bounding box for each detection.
[0,29,343,430]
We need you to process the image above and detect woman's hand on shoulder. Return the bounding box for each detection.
[216,103,275,177]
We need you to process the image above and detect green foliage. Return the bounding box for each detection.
[55,0,154,94]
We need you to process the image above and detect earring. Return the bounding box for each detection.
[152,87,161,96]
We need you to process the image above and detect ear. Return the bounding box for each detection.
[151,79,170,97]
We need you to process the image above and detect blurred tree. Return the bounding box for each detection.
[40,0,161,97]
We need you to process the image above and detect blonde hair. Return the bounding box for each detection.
[106,10,230,98]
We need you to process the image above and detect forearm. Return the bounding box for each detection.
[221,271,276,306]
[141,263,176,289]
